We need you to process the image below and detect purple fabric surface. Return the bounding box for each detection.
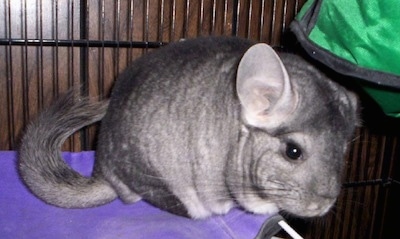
[0,151,272,239]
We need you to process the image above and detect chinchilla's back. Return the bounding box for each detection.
[96,37,253,217]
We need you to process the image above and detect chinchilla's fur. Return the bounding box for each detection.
[19,36,359,219]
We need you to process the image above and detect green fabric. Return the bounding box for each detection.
[295,0,315,20]
[294,0,400,117]
[307,0,400,76]
[362,84,400,118]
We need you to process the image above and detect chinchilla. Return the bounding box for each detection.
[18,36,359,219]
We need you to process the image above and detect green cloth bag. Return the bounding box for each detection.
[291,0,400,117]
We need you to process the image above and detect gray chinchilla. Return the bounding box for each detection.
[18,36,359,219]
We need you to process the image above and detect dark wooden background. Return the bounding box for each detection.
[0,1,399,238]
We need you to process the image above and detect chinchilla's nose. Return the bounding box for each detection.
[306,197,336,216]
[314,175,341,199]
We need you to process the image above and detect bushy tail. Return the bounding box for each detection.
[18,91,117,208]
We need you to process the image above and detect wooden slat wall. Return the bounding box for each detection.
[0,1,398,238]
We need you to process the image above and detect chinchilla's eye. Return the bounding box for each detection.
[285,142,302,160]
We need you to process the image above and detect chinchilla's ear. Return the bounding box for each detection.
[236,43,298,130]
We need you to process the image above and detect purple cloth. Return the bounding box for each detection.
[0,151,271,238]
